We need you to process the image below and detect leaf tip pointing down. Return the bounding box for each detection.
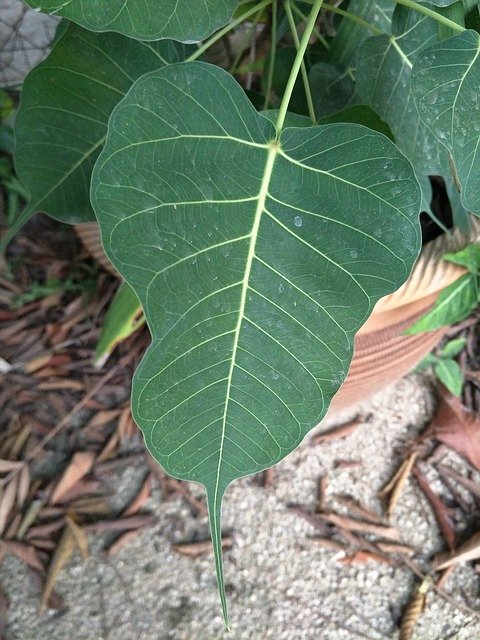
[206,483,230,629]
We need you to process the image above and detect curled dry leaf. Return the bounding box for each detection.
[413,466,456,550]
[311,415,364,445]
[317,512,401,542]
[50,451,95,504]
[399,578,431,640]
[432,390,480,471]
[0,477,18,536]
[1,540,44,572]
[122,474,151,517]
[379,452,418,517]
[435,531,480,571]
[16,465,30,508]
[339,550,393,565]
[65,515,88,560]
[40,528,76,613]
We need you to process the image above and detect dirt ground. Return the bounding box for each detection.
[3,373,480,640]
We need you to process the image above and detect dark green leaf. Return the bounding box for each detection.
[412,30,480,214]
[317,105,394,140]
[445,177,471,233]
[406,273,477,333]
[91,61,421,619]
[435,358,464,396]
[25,0,235,43]
[309,62,358,118]
[356,6,449,176]
[9,25,191,240]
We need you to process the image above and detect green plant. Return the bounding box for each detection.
[416,337,467,396]
[4,0,480,626]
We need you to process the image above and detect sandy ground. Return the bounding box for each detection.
[3,373,480,640]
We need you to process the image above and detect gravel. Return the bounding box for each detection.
[3,373,480,640]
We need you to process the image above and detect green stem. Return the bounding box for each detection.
[229,6,264,75]
[263,2,278,110]
[187,0,273,63]
[301,0,384,36]
[291,1,329,49]
[284,0,316,124]
[393,0,465,33]
[275,0,323,136]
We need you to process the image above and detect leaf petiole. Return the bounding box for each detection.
[187,0,273,63]
[284,0,316,124]
[393,0,466,33]
[275,0,324,135]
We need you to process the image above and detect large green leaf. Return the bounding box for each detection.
[309,62,359,118]
[25,0,235,43]
[91,61,421,620]
[356,6,449,176]
[412,30,480,214]
[10,24,190,239]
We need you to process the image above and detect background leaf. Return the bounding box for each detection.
[406,273,477,333]
[356,5,449,176]
[91,61,421,618]
[434,358,464,396]
[412,30,480,214]
[11,24,191,235]
[25,0,236,43]
[309,62,358,118]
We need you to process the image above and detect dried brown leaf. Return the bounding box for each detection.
[117,407,138,441]
[26,519,65,540]
[432,391,480,471]
[0,477,18,536]
[376,542,415,556]
[435,531,480,571]
[37,380,84,391]
[339,550,392,565]
[315,476,328,513]
[123,474,151,517]
[50,451,95,504]
[379,452,418,517]
[399,578,431,640]
[65,515,89,560]
[105,529,143,556]
[317,512,401,541]
[84,514,155,534]
[1,540,44,572]
[311,415,363,445]
[40,528,76,612]
[413,466,456,550]
[336,495,385,525]
[173,536,232,558]
[0,460,22,473]
[17,465,30,508]
[95,431,120,463]
[436,464,480,499]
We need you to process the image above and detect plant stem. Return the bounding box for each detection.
[187,0,273,63]
[393,0,465,33]
[291,1,330,49]
[275,0,323,136]
[284,0,316,124]
[301,0,384,36]
[263,1,278,110]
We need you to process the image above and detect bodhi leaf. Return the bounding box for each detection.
[412,30,480,214]
[25,0,235,43]
[91,62,421,621]
[356,6,449,177]
[7,24,191,245]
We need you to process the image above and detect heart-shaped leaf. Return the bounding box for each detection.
[412,30,480,214]
[8,24,191,243]
[91,61,421,620]
[25,0,236,43]
[356,6,449,176]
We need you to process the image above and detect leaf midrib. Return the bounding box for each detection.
[212,141,277,502]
